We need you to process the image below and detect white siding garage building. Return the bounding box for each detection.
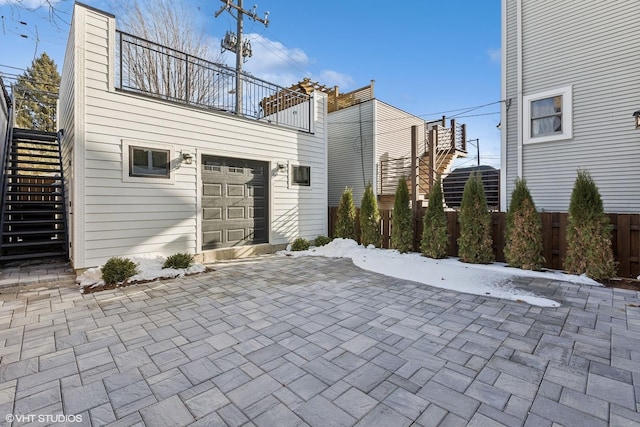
[59,3,328,269]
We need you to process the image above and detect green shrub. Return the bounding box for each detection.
[335,187,357,240]
[564,169,616,281]
[391,177,413,253]
[313,235,332,247]
[163,253,194,269]
[291,237,311,251]
[457,172,494,264]
[360,183,381,247]
[102,257,138,285]
[421,177,448,259]
[504,178,544,270]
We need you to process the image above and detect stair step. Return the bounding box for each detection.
[4,209,63,215]
[10,151,60,158]
[1,240,65,248]
[0,251,67,262]
[7,182,62,187]
[12,140,59,148]
[7,159,60,166]
[12,128,58,141]
[5,176,61,182]
[12,146,60,154]
[6,200,63,205]
[4,218,64,225]
[7,191,62,197]
[3,230,65,236]
[6,166,62,172]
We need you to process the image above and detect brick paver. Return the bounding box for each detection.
[0,255,639,426]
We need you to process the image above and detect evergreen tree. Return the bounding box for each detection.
[391,178,413,253]
[504,178,544,270]
[457,172,494,264]
[421,177,448,259]
[335,187,357,240]
[360,183,381,247]
[564,169,616,281]
[15,53,61,131]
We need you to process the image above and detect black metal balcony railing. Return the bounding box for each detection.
[116,31,312,132]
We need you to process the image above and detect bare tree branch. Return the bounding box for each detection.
[115,0,223,105]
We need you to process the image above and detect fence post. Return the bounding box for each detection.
[450,119,456,151]
[428,128,436,191]
[185,53,190,104]
[461,124,467,152]
[411,125,418,214]
[119,31,123,90]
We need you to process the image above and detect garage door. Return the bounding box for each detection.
[202,155,268,249]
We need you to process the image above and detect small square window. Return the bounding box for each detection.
[129,146,169,178]
[523,85,572,144]
[292,165,310,186]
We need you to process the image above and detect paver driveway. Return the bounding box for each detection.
[0,256,639,426]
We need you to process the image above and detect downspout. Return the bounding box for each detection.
[516,0,523,179]
[500,0,508,211]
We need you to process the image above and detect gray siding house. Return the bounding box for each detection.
[501,0,640,212]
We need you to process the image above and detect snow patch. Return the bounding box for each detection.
[279,238,602,308]
[76,254,206,291]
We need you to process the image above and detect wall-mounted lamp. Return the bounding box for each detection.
[633,110,640,129]
[182,152,194,165]
[277,161,287,172]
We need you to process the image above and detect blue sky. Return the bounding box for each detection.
[0,0,501,168]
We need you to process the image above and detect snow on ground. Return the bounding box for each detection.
[76,240,601,307]
[77,254,207,291]
[280,238,602,308]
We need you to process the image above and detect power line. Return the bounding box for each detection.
[327,101,504,126]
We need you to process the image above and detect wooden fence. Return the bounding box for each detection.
[328,207,640,279]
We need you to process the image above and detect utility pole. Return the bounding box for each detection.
[466,138,480,166]
[215,0,269,116]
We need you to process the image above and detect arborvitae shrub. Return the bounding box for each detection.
[504,178,544,270]
[457,172,494,264]
[335,187,357,240]
[564,169,616,281]
[163,253,194,269]
[102,257,138,285]
[291,237,311,251]
[360,183,381,247]
[391,178,413,253]
[313,235,332,247]
[421,177,448,259]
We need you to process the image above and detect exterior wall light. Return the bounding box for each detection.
[182,152,194,165]
[277,161,287,172]
[633,110,640,129]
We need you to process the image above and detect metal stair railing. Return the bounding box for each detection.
[0,93,15,253]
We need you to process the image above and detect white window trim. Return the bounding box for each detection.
[523,85,573,144]
[122,139,176,184]
[290,164,311,188]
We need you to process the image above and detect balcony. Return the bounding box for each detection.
[115,31,312,132]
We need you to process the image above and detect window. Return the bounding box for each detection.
[122,140,175,184]
[523,85,572,144]
[129,146,170,178]
[292,165,310,186]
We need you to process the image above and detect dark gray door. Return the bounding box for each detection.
[202,155,268,249]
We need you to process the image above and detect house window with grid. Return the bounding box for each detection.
[129,146,170,178]
[523,86,572,144]
[291,165,310,186]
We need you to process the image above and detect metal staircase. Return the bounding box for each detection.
[0,128,68,263]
